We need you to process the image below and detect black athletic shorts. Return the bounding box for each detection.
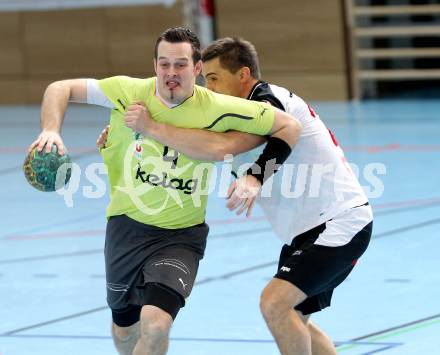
[105,215,208,316]
[274,210,373,315]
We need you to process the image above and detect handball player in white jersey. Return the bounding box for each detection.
[96,37,373,355]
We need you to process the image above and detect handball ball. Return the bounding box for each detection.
[23,144,72,192]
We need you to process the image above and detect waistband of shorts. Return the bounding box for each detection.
[290,223,326,247]
[109,214,208,232]
[290,202,371,247]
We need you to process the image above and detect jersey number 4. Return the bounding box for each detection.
[162,146,179,169]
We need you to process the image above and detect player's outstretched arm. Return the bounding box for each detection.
[28,79,88,155]
[125,102,267,161]
[126,103,301,163]
[149,123,266,161]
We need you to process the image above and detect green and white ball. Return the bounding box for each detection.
[23,145,72,192]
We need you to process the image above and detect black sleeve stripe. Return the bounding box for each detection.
[117,99,126,110]
[203,113,254,129]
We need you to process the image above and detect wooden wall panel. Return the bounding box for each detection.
[0,3,183,104]
[106,2,183,75]
[265,72,347,101]
[216,0,348,100]
[0,13,24,76]
[0,79,26,103]
[22,9,109,76]
[0,0,348,103]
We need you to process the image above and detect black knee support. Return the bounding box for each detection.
[111,283,184,326]
[143,283,184,320]
[112,304,142,327]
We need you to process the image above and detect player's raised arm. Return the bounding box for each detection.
[28,79,88,155]
[125,102,301,162]
[124,101,251,161]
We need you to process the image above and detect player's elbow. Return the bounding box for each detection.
[45,81,61,94]
[46,80,85,103]
[292,117,303,135]
[47,80,68,91]
[45,80,71,98]
[284,117,303,147]
[273,109,303,147]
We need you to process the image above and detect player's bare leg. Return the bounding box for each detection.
[132,305,173,355]
[112,321,140,355]
[309,321,337,355]
[260,278,312,354]
[299,314,337,355]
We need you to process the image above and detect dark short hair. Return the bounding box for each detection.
[202,37,261,79]
[155,27,201,64]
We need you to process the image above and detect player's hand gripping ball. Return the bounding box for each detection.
[23,144,72,192]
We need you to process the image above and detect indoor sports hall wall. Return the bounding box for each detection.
[0,2,183,104]
[216,0,348,101]
[0,0,347,104]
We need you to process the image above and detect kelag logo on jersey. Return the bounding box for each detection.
[115,139,199,215]
[135,165,198,195]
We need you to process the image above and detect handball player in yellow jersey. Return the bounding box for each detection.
[28,27,302,355]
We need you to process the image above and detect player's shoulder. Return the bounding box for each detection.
[249,81,287,111]
[120,76,155,98]
[268,83,297,100]
[99,76,155,104]
[195,85,252,106]
[120,75,153,88]
[100,75,152,89]
[255,81,303,102]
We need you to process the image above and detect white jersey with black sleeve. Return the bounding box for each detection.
[233,81,372,245]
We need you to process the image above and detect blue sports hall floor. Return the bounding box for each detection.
[0,99,439,355]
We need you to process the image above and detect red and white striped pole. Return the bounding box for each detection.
[198,0,217,47]
[182,0,217,47]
